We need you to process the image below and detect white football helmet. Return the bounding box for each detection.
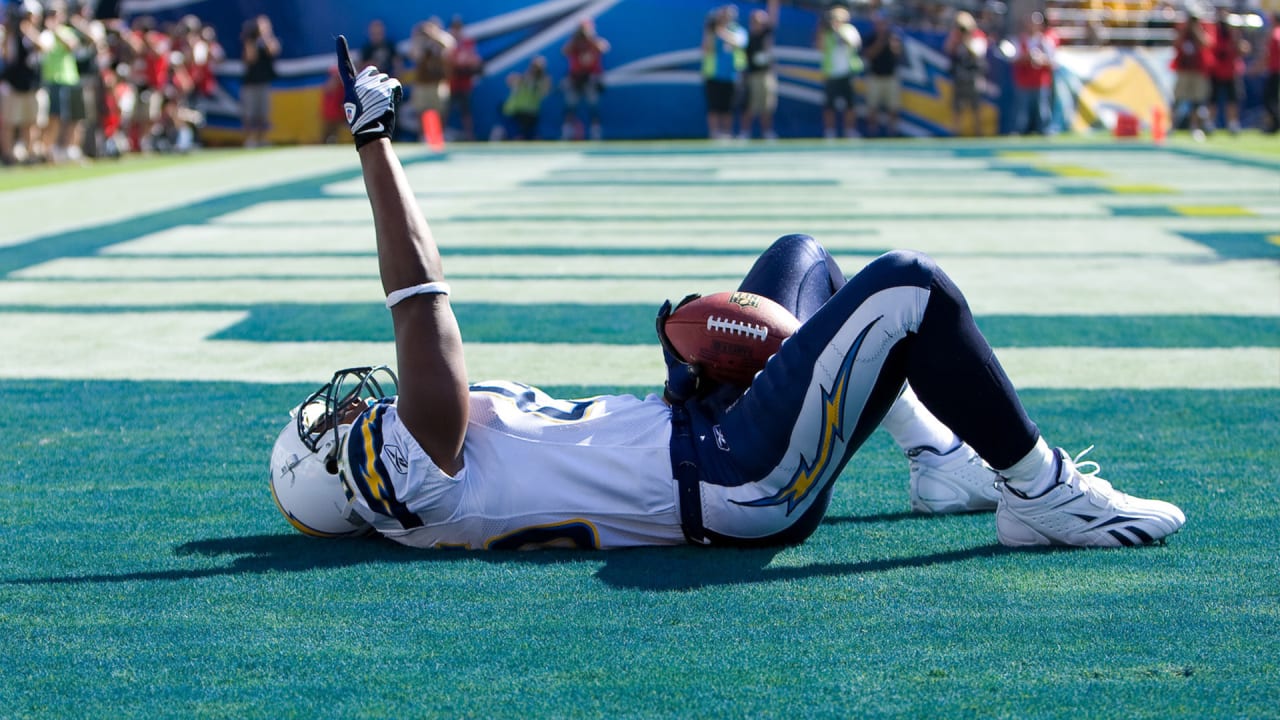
[268,366,398,538]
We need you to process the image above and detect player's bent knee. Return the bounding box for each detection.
[860,250,938,291]
[764,233,822,259]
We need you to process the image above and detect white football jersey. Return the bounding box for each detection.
[341,380,685,550]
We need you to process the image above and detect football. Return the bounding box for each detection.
[663,291,800,386]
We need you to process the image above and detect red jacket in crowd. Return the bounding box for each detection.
[1011,29,1058,89]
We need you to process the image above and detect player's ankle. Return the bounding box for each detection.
[998,438,1058,497]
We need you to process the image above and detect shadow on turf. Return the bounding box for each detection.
[595,542,1027,590]
[4,533,433,586]
[4,512,1041,590]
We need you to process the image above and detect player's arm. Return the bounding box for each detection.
[359,140,469,474]
[337,36,468,474]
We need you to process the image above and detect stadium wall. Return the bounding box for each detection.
[120,0,1221,143]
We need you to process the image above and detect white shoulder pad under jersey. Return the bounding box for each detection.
[343,381,685,550]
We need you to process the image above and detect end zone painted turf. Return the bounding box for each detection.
[0,141,1277,718]
[0,143,1276,388]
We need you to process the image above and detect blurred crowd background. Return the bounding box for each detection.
[0,0,1276,165]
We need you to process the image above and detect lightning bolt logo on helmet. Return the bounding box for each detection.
[734,318,880,515]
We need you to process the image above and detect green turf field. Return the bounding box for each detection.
[1,138,1278,719]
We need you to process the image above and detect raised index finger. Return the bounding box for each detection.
[335,34,356,82]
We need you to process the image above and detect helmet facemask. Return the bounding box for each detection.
[295,365,400,471]
[271,366,399,537]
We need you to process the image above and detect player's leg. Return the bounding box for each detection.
[688,250,944,544]
[882,385,998,514]
[694,250,1011,542]
[737,234,997,515]
[736,233,846,320]
[691,250,1183,547]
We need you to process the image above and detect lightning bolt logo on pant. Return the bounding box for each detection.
[734,317,881,515]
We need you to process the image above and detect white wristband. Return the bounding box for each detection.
[385,281,451,308]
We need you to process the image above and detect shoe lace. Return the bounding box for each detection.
[1066,445,1115,494]
[1071,445,1101,477]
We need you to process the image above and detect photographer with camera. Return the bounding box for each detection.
[239,13,278,147]
[2,0,49,164]
[1263,12,1280,134]
[560,19,609,141]
[702,5,746,140]
[816,5,862,139]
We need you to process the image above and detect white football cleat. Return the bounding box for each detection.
[996,447,1186,548]
[908,444,1001,514]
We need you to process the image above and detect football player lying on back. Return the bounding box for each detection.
[267,36,1185,551]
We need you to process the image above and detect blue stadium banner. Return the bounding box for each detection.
[122,0,1018,141]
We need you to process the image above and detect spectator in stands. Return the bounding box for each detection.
[124,15,170,151]
[1208,8,1248,136]
[98,61,128,156]
[407,17,453,140]
[101,19,138,152]
[1260,12,1279,134]
[165,20,195,111]
[817,5,862,139]
[355,17,399,140]
[186,20,223,117]
[560,18,609,140]
[2,0,47,164]
[40,1,82,164]
[359,19,400,76]
[445,15,480,141]
[862,12,903,137]
[168,17,211,148]
[0,16,6,163]
[495,55,549,141]
[240,14,279,147]
[740,0,780,140]
[1009,11,1057,135]
[68,2,105,158]
[702,5,746,140]
[1171,8,1211,141]
[151,91,202,153]
[945,10,988,137]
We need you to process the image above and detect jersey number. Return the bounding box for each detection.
[485,520,600,550]
[471,382,598,422]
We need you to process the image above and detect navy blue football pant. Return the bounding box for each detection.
[677,234,1039,546]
